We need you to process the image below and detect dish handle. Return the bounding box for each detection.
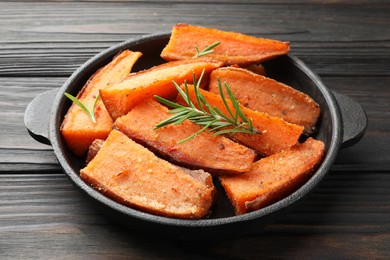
[332,91,367,148]
[24,88,59,145]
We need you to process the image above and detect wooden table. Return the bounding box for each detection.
[1,1,389,259]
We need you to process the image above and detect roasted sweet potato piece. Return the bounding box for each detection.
[176,85,304,156]
[219,138,325,215]
[100,58,223,120]
[80,129,215,219]
[208,67,320,133]
[84,137,214,190]
[114,98,256,175]
[181,167,214,189]
[243,64,266,76]
[161,24,290,66]
[85,139,105,164]
[60,50,142,156]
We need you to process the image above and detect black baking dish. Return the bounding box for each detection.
[24,33,367,240]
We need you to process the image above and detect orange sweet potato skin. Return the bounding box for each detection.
[161,24,290,66]
[80,129,215,219]
[243,64,266,76]
[100,58,223,120]
[177,85,304,156]
[60,50,142,156]
[219,138,325,215]
[208,67,320,133]
[114,98,256,175]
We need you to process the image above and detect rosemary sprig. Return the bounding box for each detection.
[194,41,221,57]
[64,92,100,123]
[154,70,259,144]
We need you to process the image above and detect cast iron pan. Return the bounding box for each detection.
[24,33,367,240]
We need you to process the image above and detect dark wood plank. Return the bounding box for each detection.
[0,1,389,259]
[0,2,388,76]
[0,171,388,259]
[0,77,63,149]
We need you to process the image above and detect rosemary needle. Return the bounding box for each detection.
[154,69,259,143]
[194,41,221,58]
[64,92,100,123]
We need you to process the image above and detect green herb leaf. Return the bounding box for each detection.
[64,92,100,123]
[194,41,221,57]
[154,69,260,143]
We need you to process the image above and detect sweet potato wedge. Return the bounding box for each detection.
[114,98,256,175]
[60,50,142,156]
[100,57,223,120]
[84,137,215,191]
[219,137,325,215]
[243,64,266,76]
[176,85,304,156]
[85,139,105,164]
[161,24,290,66]
[208,67,320,133]
[80,129,215,219]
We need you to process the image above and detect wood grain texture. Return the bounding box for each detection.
[0,0,389,259]
[0,171,388,259]
[0,2,388,76]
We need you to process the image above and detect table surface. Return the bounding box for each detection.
[1,1,389,259]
